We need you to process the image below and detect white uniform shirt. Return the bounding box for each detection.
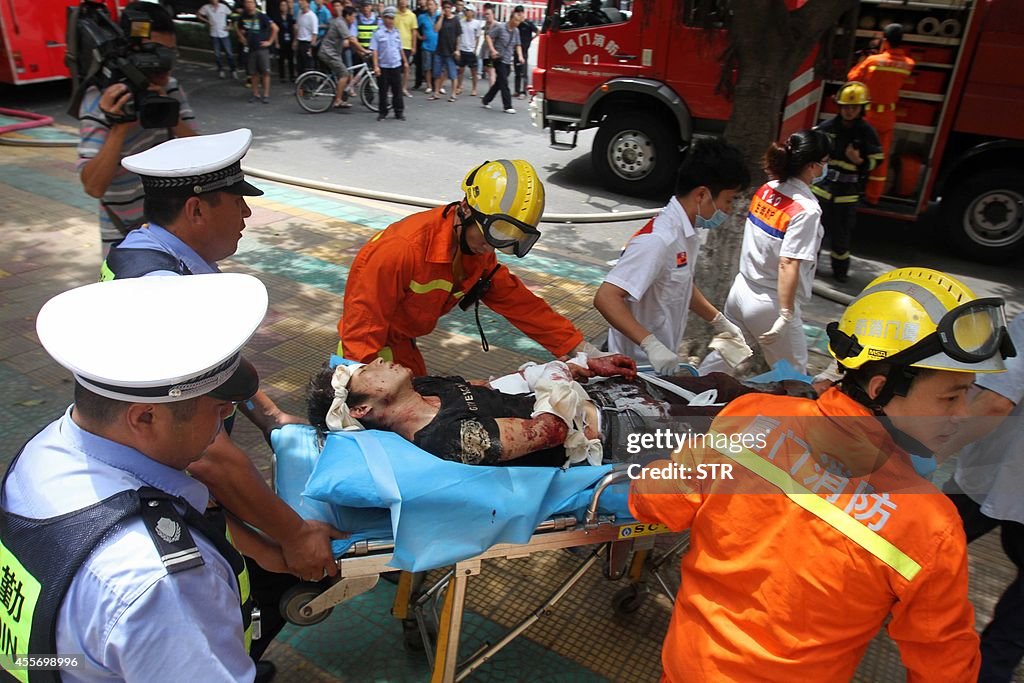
[3,409,253,682]
[296,10,319,41]
[604,197,702,365]
[738,178,823,304]
[954,313,1024,524]
[198,3,232,37]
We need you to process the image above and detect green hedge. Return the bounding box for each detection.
[174,19,212,50]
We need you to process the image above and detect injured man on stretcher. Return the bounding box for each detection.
[307,354,819,468]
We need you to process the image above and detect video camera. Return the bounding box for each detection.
[66,1,180,129]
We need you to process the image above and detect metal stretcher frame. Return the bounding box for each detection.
[281,466,669,682]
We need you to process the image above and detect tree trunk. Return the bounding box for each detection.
[682,0,858,362]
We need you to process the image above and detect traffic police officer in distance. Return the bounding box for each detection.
[1,274,270,682]
[100,130,344,594]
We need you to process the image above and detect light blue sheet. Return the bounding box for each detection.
[272,425,632,573]
[747,359,814,384]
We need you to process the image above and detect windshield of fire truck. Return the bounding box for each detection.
[547,0,632,31]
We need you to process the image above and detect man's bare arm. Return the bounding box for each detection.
[188,431,347,580]
[237,389,305,440]
[494,414,568,460]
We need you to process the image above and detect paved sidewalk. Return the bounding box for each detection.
[2,136,1021,681]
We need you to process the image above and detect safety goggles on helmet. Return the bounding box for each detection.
[469,207,541,257]
[899,297,1015,366]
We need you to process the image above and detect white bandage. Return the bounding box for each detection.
[708,334,754,368]
[519,360,573,390]
[325,363,367,432]
[578,340,611,358]
[491,355,590,395]
[522,361,602,467]
[813,360,845,386]
[565,352,590,370]
[488,372,531,395]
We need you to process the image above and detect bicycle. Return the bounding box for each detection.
[294,59,379,113]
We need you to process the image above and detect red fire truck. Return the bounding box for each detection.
[530,0,1024,263]
[0,0,121,86]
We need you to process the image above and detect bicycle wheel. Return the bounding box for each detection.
[359,73,380,113]
[295,71,334,113]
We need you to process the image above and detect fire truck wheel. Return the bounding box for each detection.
[592,110,680,197]
[943,169,1024,264]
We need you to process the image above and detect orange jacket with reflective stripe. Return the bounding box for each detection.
[629,388,979,683]
[848,48,916,109]
[339,205,583,367]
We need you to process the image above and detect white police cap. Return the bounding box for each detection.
[122,128,263,198]
[36,273,268,404]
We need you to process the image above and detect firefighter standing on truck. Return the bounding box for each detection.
[848,23,915,204]
[339,159,602,376]
[813,81,883,283]
[631,266,1018,682]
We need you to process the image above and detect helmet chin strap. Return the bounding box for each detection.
[450,202,477,256]
[840,364,917,415]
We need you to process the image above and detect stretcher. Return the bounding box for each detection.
[270,424,674,682]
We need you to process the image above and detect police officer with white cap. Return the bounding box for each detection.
[98,128,342,573]
[1,274,272,682]
[101,128,263,279]
[95,130,345,678]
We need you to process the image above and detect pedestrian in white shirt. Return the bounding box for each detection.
[456,6,481,96]
[198,0,238,78]
[295,0,319,73]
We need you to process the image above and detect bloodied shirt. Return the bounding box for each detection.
[410,374,804,466]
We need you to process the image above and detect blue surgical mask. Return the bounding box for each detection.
[910,454,937,480]
[813,162,828,185]
[695,193,728,230]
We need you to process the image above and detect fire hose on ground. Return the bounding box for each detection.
[0,108,853,306]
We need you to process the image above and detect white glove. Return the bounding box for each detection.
[758,308,794,346]
[711,312,744,339]
[640,334,679,376]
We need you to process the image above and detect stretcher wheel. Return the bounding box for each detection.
[281,582,332,626]
[612,585,647,616]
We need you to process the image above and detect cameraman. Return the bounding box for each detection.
[77,1,197,255]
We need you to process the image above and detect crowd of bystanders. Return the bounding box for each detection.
[195,0,539,116]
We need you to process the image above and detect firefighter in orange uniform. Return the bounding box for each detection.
[338,159,588,375]
[630,267,1018,682]
[848,23,915,204]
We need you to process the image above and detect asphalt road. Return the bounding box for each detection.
[4,54,1021,314]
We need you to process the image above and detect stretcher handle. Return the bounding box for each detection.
[584,465,630,528]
